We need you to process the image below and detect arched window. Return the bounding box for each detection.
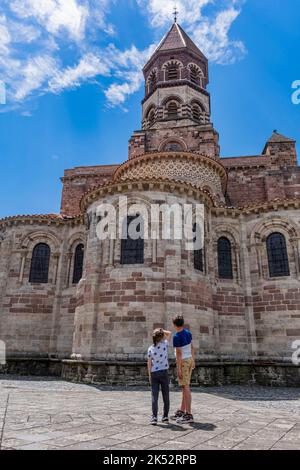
[121,215,144,265]
[167,101,178,118]
[163,141,183,152]
[218,237,233,279]
[73,244,84,284]
[267,233,290,277]
[29,243,50,284]
[167,63,179,81]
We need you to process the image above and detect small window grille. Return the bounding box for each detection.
[73,244,84,284]
[218,237,233,279]
[29,243,50,284]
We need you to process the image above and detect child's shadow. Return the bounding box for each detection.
[189,422,216,431]
[158,422,216,432]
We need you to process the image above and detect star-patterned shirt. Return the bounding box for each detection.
[147,339,169,373]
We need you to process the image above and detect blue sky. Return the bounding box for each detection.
[0,0,299,218]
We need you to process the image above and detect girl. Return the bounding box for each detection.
[147,328,171,425]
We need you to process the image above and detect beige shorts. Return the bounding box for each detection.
[178,358,194,386]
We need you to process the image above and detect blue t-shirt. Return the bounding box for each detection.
[148,340,169,373]
[173,329,192,359]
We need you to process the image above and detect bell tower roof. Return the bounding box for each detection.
[144,22,207,72]
[155,22,207,60]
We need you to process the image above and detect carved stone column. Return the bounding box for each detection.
[18,249,28,283]
[53,252,60,285]
[66,252,73,287]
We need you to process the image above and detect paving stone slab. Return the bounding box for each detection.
[1,377,300,451]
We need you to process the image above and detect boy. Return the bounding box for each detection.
[172,315,195,423]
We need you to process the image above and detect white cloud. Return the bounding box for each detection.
[20,110,33,117]
[137,0,211,28]
[14,55,57,100]
[105,71,143,108]
[0,0,115,106]
[9,21,41,43]
[10,0,89,41]
[48,52,110,92]
[88,0,115,36]
[192,6,246,64]
[47,44,155,104]
[104,43,155,107]
[0,15,11,54]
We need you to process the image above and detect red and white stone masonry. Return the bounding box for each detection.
[0,22,300,385]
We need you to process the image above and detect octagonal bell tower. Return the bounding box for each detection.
[129,21,220,161]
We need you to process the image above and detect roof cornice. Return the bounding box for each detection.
[80,177,219,212]
[212,198,300,217]
[0,214,83,228]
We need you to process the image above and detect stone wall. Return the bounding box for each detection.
[60,165,118,217]
[1,162,300,375]
[0,219,87,359]
[1,197,300,367]
[73,187,300,364]
[60,360,300,387]
[223,155,300,208]
[73,189,220,361]
[2,358,300,387]
[128,123,220,161]
[211,207,300,361]
[246,208,300,359]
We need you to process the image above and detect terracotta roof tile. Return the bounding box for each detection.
[0,214,80,224]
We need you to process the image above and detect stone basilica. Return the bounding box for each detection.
[1,23,300,385]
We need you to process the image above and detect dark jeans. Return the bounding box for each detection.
[151,369,170,418]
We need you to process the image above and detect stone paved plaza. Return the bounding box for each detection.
[1,376,300,450]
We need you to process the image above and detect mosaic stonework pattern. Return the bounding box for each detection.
[115,154,225,197]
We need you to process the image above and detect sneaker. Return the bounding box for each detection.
[171,410,184,421]
[176,413,194,424]
[150,417,158,425]
[162,416,169,423]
